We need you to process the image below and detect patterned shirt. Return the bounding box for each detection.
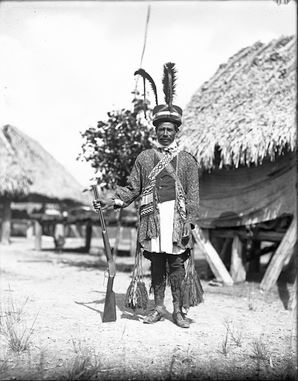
[115,148,200,250]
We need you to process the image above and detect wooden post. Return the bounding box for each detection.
[248,240,261,274]
[130,227,137,257]
[260,218,296,291]
[85,220,92,252]
[0,197,11,245]
[69,224,81,238]
[64,224,70,238]
[34,220,42,250]
[26,221,34,239]
[192,226,234,286]
[76,223,83,237]
[220,237,233,269]
[288,277,297,311]
[230,235,246,283]
[54,222,65,252]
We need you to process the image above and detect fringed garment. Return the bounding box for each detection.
[115,145,200,254]
[144,200,185,254]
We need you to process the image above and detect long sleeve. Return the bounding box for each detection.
[114,156,143,207]
[184,155,200,225]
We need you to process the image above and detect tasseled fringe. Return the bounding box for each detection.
[125,244,149,311]
[125,279,149,310]
[181,249,204,311]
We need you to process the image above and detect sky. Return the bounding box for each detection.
[0,0,296,187]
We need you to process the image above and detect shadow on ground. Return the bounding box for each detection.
[25,243,296,311]
[74,292,196,327]
[74,292,149,322]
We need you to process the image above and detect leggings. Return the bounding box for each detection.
[147,250,190,311]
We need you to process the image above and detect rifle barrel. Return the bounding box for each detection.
[91,184,117,323]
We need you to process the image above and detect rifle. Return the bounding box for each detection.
[91,185,116,322]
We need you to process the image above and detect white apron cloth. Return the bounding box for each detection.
[142,200,184,254]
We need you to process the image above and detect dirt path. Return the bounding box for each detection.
[0,237,296,380]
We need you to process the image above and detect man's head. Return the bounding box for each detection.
[155,121,178,147]
[152,104,182,130]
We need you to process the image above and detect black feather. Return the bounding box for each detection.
[142,77,146,118]
[162,62,177,111]
[134,69,158,105]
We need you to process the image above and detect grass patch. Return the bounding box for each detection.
[0,292,39,353]
[64,355,99,380]
[219,319,244,356]
[250,337,269,362]
[219,319,231,356]
[61,338,101,380]
[0,353,8,376]
[226,320,243,347]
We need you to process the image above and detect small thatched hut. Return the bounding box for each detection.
[179,35,296,286]
[0,124,89,244]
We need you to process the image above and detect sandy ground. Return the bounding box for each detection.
[0,236,297,380]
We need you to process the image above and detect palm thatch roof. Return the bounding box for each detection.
[0,127,32,197]
[0,125,90,205]
[180,35,296,169]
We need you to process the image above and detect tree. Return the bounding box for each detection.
[79,96,155,190]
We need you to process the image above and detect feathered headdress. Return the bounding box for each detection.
[134,63,182,127]
[134,68,158,106]
[162,62,177,112]
[134,69,158,118]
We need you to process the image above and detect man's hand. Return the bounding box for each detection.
[93,198,115,212]
[183,222,191,237]
[182,222,195,238]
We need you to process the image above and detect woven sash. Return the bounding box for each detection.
[139,147,179,217]
[148,146,180,181]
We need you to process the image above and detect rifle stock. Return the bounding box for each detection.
[92,185,117,322]
[103,276,116,322]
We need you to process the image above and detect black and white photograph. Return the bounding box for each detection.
[0,0,296,380]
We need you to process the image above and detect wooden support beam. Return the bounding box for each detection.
[26,221,34,239]
[230,235,246,283]
[288,277,297,311]
[0,197,11,245]
[260,218,296,291]
[248,241,261,273]
[220,237,233,269]
[220,238,232,259]
[34,220,42,251]
[76,223,84,237]
[212,229,284,242]
[85,220,92,253]
[54,223,65,252]
[69,224,81,238]
[192,227,234,286]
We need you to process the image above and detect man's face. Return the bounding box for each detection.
[156,122,177,146]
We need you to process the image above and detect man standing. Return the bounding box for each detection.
[93,63,203,328]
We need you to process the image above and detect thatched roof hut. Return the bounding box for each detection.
[0,124,90,243]
[0,124,88,203]
[179,35,296,229]
[0,126,32,197]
